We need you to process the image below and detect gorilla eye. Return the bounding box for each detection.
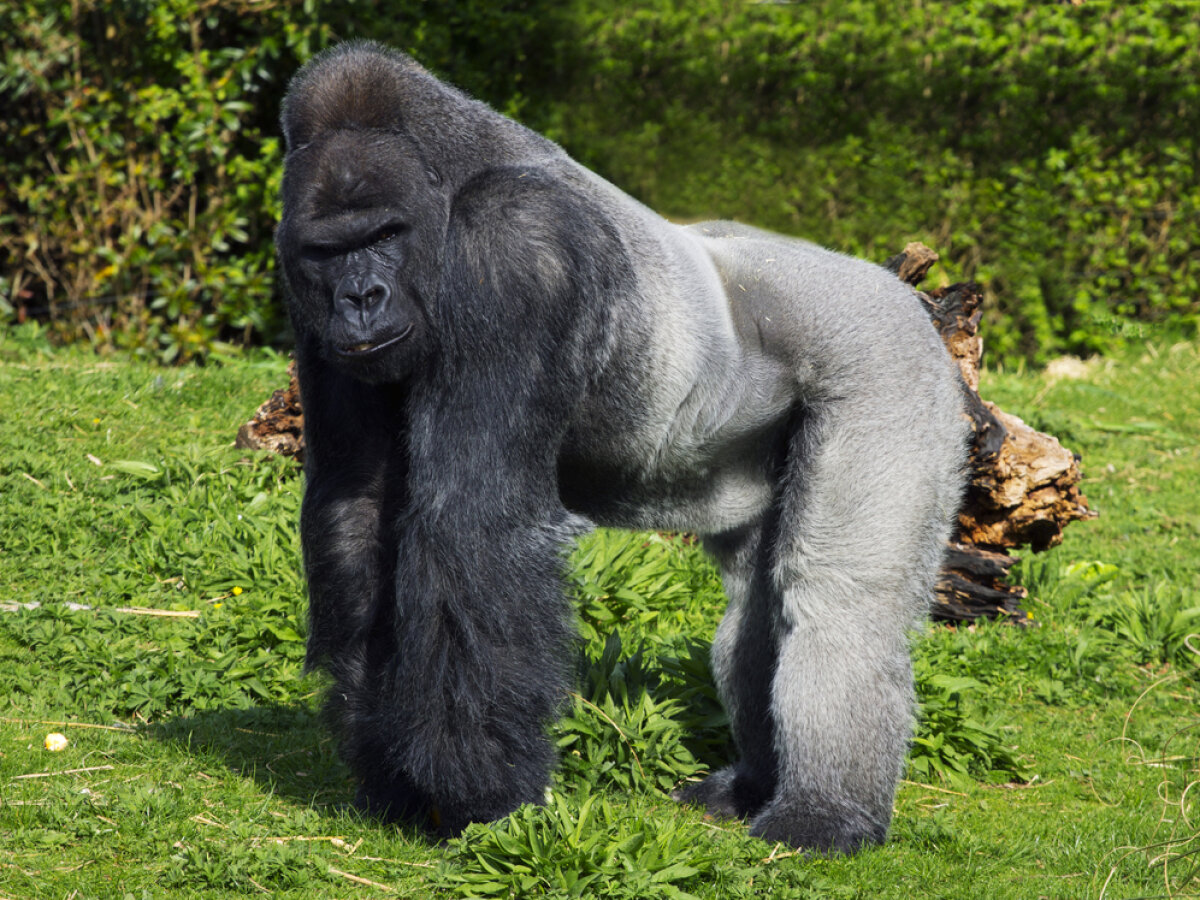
[300,243,340,263]
[371,224,408,245]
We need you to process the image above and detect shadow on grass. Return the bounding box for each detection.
[146,702,356,813]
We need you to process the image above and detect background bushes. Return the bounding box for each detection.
[1,0,1197,363]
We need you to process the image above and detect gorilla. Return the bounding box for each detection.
[276,41,967,854]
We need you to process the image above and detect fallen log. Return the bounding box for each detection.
[886,243,1095,621]
[234,363,305,466]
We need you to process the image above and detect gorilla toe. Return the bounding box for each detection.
[672,766,771,820]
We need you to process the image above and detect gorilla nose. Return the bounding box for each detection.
[334,276,390,322]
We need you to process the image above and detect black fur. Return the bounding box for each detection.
[279,62,632,827]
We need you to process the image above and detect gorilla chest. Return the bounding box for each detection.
[556,431,777,535]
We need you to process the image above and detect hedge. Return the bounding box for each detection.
[1,0,1196,363]
[0,0,565,361]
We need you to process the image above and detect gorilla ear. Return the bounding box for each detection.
[281,41,427,149]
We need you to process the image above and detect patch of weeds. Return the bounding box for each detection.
[1088,583,1200,672]
[915,558,1146,703]
[570,532,683,644]
[2,594,309,720]
[436,790,847,899]
[437,791,708,898]
[556,634,702,794]
[1019,558,1122,616]
[910,668,1031,788]
[569,531,724,646]
[656,638,733,767]
[165,840,329,892]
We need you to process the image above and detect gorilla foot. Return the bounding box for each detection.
[672,766,770,821]
[354,775,442,833]
[748,794,887,855]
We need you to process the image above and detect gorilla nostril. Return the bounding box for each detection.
[362,283,388,308]
[334,291,363,317]
[334,280,389,317]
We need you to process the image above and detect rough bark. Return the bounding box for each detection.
[234,360,305,466]
[886,243,1095,622]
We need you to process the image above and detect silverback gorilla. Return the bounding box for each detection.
[276,41,968,853]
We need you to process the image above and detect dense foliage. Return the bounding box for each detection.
[0,0,567,361]
[2,1,1197,362]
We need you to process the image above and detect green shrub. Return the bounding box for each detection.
[0,0,324,360]
[556,634,703,795]
[909,672,1031,788]
[436,791,721,900]
[3,0,1197,363]
[1088,584,1200,671]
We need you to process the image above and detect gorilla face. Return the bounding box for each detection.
[278,128,448,384]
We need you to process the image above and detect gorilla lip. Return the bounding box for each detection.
[337,324,413,357]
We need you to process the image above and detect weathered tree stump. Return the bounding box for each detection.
[234,361,305,466]
[237,242,1095,622]
[886,242,1095,621]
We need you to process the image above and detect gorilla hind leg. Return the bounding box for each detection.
[673,523,781,822]
[742,398,958,853]
[748,616,913,853]
[676,521,905,852]
[686,396,960,853]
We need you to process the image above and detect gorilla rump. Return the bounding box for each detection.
[276,41,967,854]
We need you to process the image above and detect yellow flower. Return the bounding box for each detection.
[231,586,243,596]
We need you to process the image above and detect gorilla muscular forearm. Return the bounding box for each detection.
[295,343,406,665]
[383,505,576,818]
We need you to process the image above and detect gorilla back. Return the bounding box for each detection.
[277,41,968,854]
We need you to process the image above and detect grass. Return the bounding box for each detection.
[0,323,1197,899]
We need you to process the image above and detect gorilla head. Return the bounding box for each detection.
[277,43,557,384]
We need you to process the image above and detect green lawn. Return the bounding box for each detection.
[0,325,1196,899]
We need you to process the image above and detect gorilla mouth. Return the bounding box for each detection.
[336,324,414,357]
